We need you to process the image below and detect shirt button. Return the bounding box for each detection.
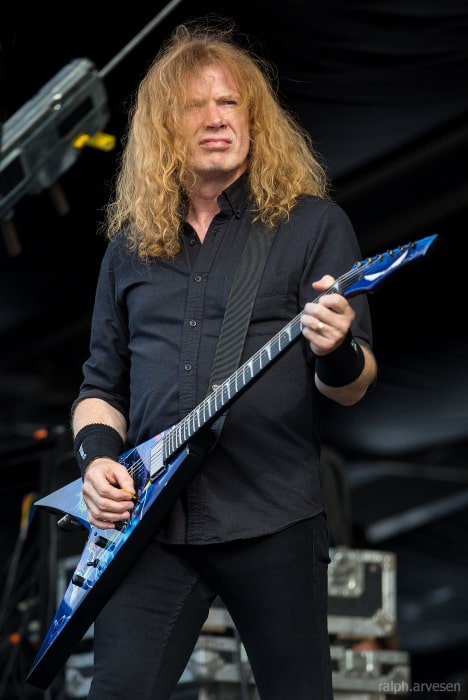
[184,363,192,371]
[194,275,202,283]
[189,320,197,327]
[190,238,197,246]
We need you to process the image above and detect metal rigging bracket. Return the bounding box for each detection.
[0,0,184,254]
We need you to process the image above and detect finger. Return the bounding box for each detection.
[312,274,336,291]
[87,503,133,528]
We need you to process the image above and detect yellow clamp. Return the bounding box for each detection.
[73,131,116,152]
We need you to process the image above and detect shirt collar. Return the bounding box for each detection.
[217,172,250,219]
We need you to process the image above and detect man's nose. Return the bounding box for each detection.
[205,104,224,125]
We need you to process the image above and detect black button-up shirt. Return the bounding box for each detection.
[76,175,372,544]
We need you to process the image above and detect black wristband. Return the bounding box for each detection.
[74,424,124,478]
[315,332,365,387]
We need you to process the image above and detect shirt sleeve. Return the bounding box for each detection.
[73,236,131,423]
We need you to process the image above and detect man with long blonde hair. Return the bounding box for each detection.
[72,18,377,699]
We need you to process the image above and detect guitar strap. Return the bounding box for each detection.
[206,220,277,435]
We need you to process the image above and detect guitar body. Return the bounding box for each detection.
[26,233,438,690]
[27,430,211,689]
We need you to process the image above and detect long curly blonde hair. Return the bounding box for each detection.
[103,18,330,259]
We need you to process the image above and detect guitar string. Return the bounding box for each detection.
[76,250,415,556]
[117,244,417,493]
[119,255,386,491]
[82,256,390,578]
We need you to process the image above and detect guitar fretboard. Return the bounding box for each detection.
[162,234,437,462]
[163,312,304,460]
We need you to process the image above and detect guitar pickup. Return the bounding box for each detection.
[150,441,167,482]
[150,465,167,483]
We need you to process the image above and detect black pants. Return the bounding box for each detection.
[88,513,333,700]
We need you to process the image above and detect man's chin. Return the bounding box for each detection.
[195,159,248,179]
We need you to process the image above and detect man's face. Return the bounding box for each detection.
[183,62,250,183]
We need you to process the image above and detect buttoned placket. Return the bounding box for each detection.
[178,221,225,421]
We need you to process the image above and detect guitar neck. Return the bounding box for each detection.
[163,268,362,459]
[164,310,304,460]
[163,232,439,460]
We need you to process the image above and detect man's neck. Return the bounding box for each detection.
[186,170,242,242]
[186,195,221,242]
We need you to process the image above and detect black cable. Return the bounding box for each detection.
[0,551,39,698]
[0,532,24,631]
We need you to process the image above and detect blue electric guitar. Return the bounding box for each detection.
[27,233,437,689]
